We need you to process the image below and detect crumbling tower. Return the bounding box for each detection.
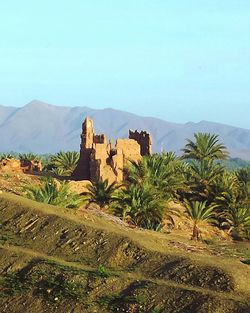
[72,117,94,180]
[129,130,152,156]
[72,117,152,182]
[82,117,94,149]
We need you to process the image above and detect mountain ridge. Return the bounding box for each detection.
[0,100,250,159]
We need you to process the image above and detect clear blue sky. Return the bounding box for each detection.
[0,1,249,128]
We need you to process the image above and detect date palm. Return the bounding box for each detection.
[236,167,250,200]
[114,183,167,230]
[126,153,186,200]
[24,177,83,208]
[182,133,229,161]
[18,153,41,162]
[183,200,218,240]
[82,179,118,209]
[215,172,242,208]
[220,206,250,239]
[49,151,80,176]
[186,160,224,201]
[0,153,15,161]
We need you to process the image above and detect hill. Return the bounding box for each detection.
[0,192,249,312]
[0,100,250,159]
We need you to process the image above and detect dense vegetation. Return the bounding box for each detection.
[84,133,250,239]
[1,133,250,240]
[24,176,83,209]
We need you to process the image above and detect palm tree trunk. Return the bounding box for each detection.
[191,223,199,240]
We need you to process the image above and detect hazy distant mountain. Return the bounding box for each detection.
[0,100,250,159]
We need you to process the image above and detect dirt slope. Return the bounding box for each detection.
[0,193,249,313]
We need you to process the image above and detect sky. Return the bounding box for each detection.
[0,1,250,128]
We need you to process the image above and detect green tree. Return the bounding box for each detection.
[0,153,15,161]
[126,153,187,200]
[182,133,229,161]
[24,177,83,208]
[236,167,250,201]
[18,153,41,162]
[184,159,224,202]
[82,179,118,209]
[114,184,169,230]
[183,200,218,240]
[220,206,250,239]
[48,151,80,176]
[215,172,243,208]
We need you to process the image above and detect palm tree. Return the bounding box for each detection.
[215,172,242,207]
[114,183,170,230]
[126,153,187,200]
[125,158,147,185]
[49,151,80,176]
[185,159,224,201]
[18,153,42,171]
[211,171,250,239]
[24,177,83,208]
[182,133,229,161]
[0,153,15,161]
[236,168,250,200]
[220,206,250,239]
[51,167,67,176]
[18,153,41,162]
[183,200,218,240]
[82,179,118,209]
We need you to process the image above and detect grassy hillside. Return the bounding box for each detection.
[0,193,249,313]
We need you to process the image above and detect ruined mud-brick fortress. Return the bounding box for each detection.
[72,117,152,182]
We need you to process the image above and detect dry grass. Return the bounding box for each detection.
[0,192,249,313]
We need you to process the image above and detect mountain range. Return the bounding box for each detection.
[0,100,250,159]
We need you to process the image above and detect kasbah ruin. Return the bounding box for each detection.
[0,116,152,183]
[72,117,152,183]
